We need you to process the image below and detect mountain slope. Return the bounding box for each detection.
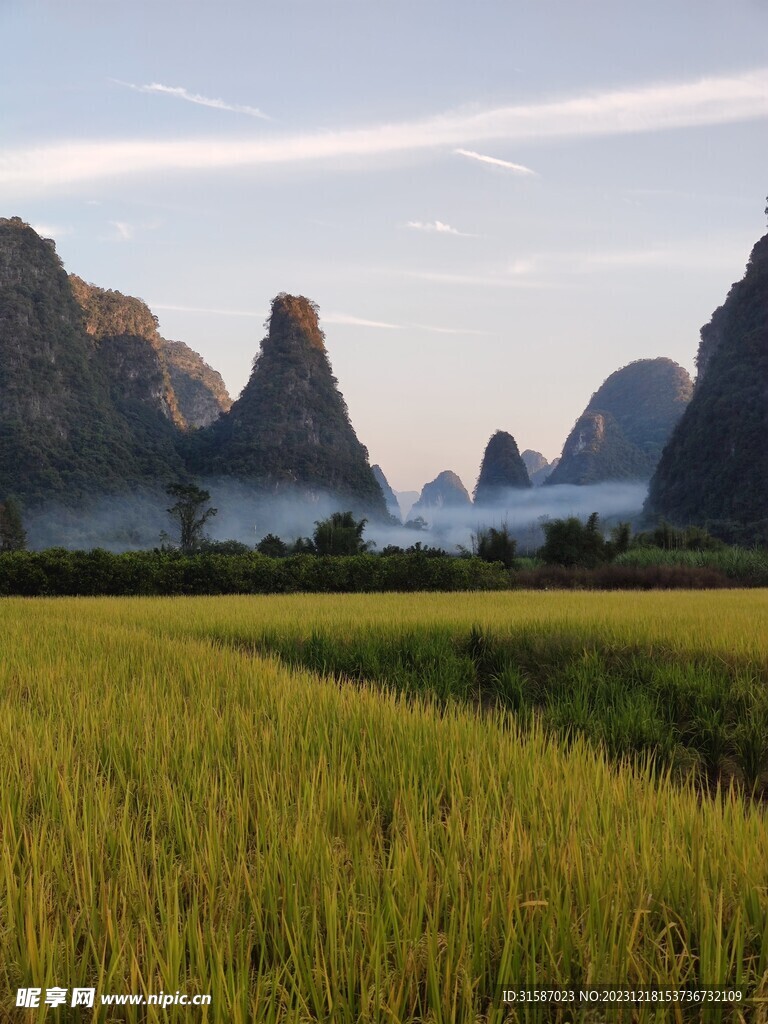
[188,293,387,514]
[372,464,401,520]
[474,431,531,504]
[0,218,182,504]
[70,275,231,429]
[411,471,472,515]
[646,230,768,539]
[547,358,692,485]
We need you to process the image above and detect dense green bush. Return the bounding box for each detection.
[0,550,511,596]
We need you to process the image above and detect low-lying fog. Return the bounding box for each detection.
[24,480,649,554]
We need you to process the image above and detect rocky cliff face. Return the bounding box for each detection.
[161,339,231,428]
[474,431,531,504]
[547,411,652,485]
[69,273,183,427]
[70,275,231,429]
[547,357,692,485]
[521,450,559,486]
[411,470,472,515]
[372,464,401,520]
[0,217,183,504]
[189,293,387,515]
[0,223,395,531]
[646,229,768,540]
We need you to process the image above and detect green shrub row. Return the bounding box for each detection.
[0,549,511,596]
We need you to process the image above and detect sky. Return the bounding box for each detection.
[2,0,767,493]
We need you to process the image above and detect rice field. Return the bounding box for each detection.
[1,592,768,1022]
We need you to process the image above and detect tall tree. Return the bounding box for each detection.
[166,484,217,552]
[0,498,26,551]
[313,511,369,555]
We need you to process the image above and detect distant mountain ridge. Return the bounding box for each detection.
[521,450,559,486]
[412,471,472,516]
[546,358,692,485]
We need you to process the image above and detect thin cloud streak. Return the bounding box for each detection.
[404,238,750,290]
[109,220,134,241]
[406,220,472,236]
[455,149,537,174]
[406,270,557,289]
[152,303,264,318]
[30,223,70,238]
[113,79,270,119]
[152,302,488,334]
[4,69,768,193]
[324,312,401,329]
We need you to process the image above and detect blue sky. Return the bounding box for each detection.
[2,0,767,492]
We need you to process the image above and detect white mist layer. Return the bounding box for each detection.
[24,481,649,554]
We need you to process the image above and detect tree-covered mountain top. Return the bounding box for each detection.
[265,293,327,355]
[585,357,693,449]
[0,216,69,295]
[697,230,768,382]
[414,470,472,511]
[68,274,231,430]
[646,225,768,540]
[162,339,232,418]
[188,292,387,515]
[69,274,161,345]
[545,410,656,485]
[0,216,185,505]
[521,450,548,475]
[474,431,531,502]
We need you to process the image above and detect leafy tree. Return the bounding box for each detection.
[633,520,723,551]
[165,483,217,553]
[474,524,517,568]
[0,498,27,551]
[610,522,632,556]
[539,513,612,568]
[257,533,288,557]
[404,516,429,531]
[197,538,252,555]
[290,536,316,554]
[313,511,370,555]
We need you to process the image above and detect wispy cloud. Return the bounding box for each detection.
[403,237,750,289]
[109,220,134,241]
[9,68,767,193]
[408,323,492,337]
[455,149,537,175]
[151,302,264,318]
[406,269,555,289]
[406,220,472,236]
[151,302,489,335]
[324,312,400,329]
[113,79,270,119]
[30,223,70,239]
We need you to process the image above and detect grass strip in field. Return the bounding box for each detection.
[104,591,768,800]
